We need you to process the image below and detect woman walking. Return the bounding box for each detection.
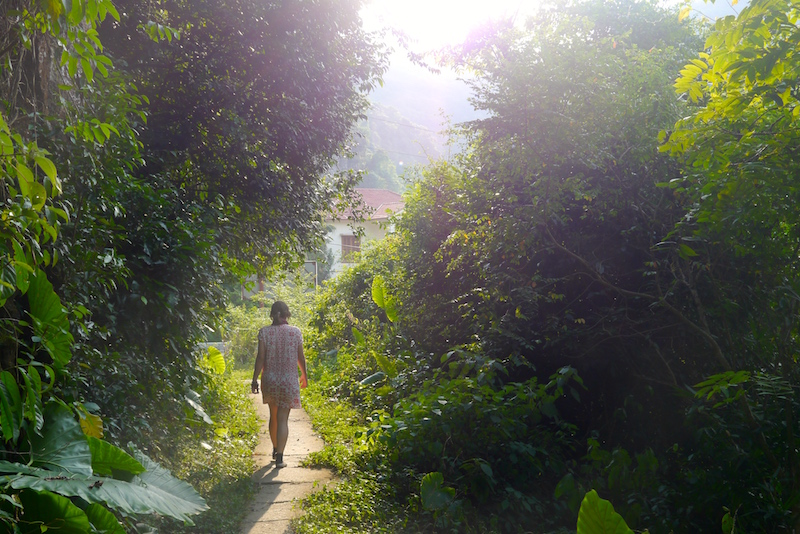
[251,301,308,468]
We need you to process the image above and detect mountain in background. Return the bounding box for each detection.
[341,55,480,192]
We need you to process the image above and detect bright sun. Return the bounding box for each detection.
[361,0,537,50]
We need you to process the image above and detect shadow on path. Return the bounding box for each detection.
[240,394,334,534]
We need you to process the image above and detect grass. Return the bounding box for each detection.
[155,370,261,533]
[290,361,409,534]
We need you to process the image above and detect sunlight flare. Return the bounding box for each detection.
[361,0,537,49]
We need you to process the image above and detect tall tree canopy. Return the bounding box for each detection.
[0,4,385,528]
[27,0,388,444]
[309,0,800,530]
[99,0,386,265]
[397,0,711,411]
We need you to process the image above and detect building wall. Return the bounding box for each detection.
[325,218,390,275]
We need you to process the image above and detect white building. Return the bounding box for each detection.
[326,188,404,276]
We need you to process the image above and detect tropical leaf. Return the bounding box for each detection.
[29,402,92,477]
[359,371,386,386]
[79,409,104,439]
[678,243,699,259]
[204,346,226,374]
[85,503,126,534]
[576,490,633,534]
[383,296,398,323]
[371,275,386,309]
[20,368,44,435]
[374,351,397,379]
[420,471,455,511]
[3,448,206,525]
[0,372,22,443]
[185,390,214,425]
[18,489,91,534]
[12,239,30,294]
[27,269,73,369]
[128,445,208,522]
[372,276,399,322]
[9,472,206,525]
[87,437,145,477]
[0,460,41,476]
[352,327,365,346]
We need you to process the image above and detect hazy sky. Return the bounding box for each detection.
[360,0,537,50]
[360,0,745,155]
[361,0,743,53]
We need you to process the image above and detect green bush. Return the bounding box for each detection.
[223,303,270,368]
[153,369,261,533]
[224,271,317,369]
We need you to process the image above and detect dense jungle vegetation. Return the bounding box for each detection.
[5,0,800,531]
[0,0,382,531]
[285,0,800,532]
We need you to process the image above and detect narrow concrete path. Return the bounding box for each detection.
[240,393,335,534]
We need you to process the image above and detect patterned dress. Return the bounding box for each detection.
[258,324,303,409]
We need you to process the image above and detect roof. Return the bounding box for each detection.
[330,188,404,221]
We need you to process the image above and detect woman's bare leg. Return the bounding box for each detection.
[276,407,291,453]
[267,402,278,451]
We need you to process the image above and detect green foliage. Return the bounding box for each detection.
[0,0,380,528]
[655,0,800,530]
[294,476,404,534]
[555,439,676,531]
[154,374,260,534]
[307,254,585,529]
[365,369,579,515]
[420,472,456,512]
[98,0,387,269]
[296,351,405,533]
[0,404,208,529]
[577,490,633,534]
[202,347,226,375]
[224,304,271,368]
[223,272,316,369]
[0,1,214,529]
[371,276,397,323]
[299,0,800,531]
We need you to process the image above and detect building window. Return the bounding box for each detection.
[341,235,361,262]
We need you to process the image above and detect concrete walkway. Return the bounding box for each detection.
[240,394,335,534]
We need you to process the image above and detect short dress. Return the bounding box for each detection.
[258,324,303,409]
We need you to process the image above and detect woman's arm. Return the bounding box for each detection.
[297,342,308,389]
[252,335,266,393]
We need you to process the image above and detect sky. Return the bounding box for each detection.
[360,0,538,51]
[361,0,744,53]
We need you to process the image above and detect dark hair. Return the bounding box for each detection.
[270,301,291,325]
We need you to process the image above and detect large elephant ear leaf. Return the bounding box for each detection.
[88,437,145,477]
[576,490,633,534]
[29,402,92,477]
[27,269,73,370]
[85,503,126,534]
[18,489,91,534]
[129,444,209,522]
[371,275,386,309]
[7,466,205,525]
[203,346,226,375]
